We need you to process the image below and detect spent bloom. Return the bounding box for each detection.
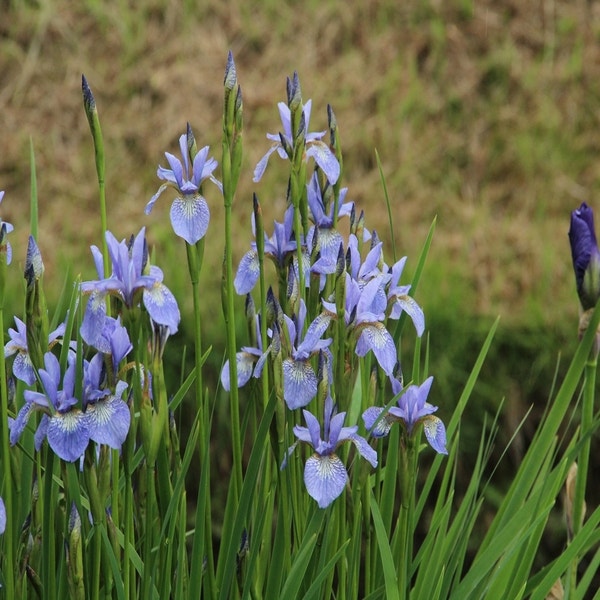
[253,87,340,184]
[145,124,222,244]
[81,228,180,346]
[362,376,447,454]
[283,396,377,508]
[569,202,600,310]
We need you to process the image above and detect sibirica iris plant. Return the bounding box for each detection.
[145,124,222,245]
[283,396,377,508]
[569,202,600,311]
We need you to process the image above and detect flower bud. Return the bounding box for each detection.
[569,202,600,310]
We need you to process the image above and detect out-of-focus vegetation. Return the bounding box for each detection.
[2,0,599,538]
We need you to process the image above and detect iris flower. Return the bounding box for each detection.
[82,352,130,449]
[283,396,377,508]
[146,126,222,244]
[362,376,447,454]
[234,206,301,295]
[306,173,353,277]
[569,202,600,310]
[220,314,264,391]
[323,273,397,376]
[11,353,90,462]
[253,99,340,184]
[81,228,180,346]
[4,317,67,385]
[282,300,332,409]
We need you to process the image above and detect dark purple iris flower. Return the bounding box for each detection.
[282,396,377,508]
[569,202,600,310]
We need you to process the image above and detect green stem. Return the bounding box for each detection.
[187,240,217,598]
[141,464,156,600]
[42,451,57,600]
[0,301,15,600]
[570,354,597,591]
[222,197,243,497]
[397,437,417,600]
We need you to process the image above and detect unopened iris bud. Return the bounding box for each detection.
[569,202,600,310]
[25,235,44,289]
[186,122,198,161]
[224,50,237,91]
[287,71,302,110]
[81,75,97,130]
[67,503,84,600]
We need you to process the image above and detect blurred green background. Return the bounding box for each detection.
[2,0,599,566]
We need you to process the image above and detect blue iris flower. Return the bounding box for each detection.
[253,99,340,185]
[81,228,180,346]
[11,353,90,462]
[4,317,67,385]
[146,126,222,245]
[362,376,447,455]
[323,273,397,376]
[234,206,303,295]
[283,396,377,508]
[282,300,332,410]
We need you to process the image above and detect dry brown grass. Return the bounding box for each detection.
[1,0,599,330]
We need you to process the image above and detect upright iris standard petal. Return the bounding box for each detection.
[569,202,600,310]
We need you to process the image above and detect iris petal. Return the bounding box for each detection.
[304,453,347,508]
